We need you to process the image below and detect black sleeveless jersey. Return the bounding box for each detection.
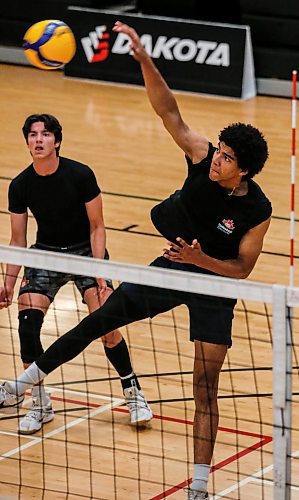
[151,143,272,273]
[8,157,101,247]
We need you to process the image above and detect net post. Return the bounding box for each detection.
[272,284,292,500]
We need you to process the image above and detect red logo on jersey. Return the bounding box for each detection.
[20,279,29,287]
[222,219,235,231]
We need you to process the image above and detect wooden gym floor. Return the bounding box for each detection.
[0,64,298,499]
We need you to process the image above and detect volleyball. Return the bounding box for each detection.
[23,20,76,70]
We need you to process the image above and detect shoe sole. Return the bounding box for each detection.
[131,420,152,426]
[18,413,55,435]
[184,489,209,499]
[130,414,153,426]
[0,395,25,414]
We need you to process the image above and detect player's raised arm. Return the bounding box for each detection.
[113,21,208,163]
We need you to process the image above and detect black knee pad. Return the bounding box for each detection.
[18,309,45,363]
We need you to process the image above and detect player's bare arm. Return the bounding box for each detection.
[0,212,28,308]
[85,193,107,292]
[163,217,271,279]
[113,21,208,163]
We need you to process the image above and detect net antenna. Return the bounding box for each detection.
[290,69,297,287]
[273,70,298,500]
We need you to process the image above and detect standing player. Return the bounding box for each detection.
[0,113,152,435]
[0,23,272,500]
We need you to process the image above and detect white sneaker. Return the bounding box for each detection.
[0,382,24,414]
[18,394,54,434]
[123,386,153,425]
[186,490,209,499]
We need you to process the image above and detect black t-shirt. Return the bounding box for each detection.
[151,143,272,273]
[8,157,101,247]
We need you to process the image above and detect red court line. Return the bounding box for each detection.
[150,433,272,500]
[150,431,272,499]
[50,395,272,499]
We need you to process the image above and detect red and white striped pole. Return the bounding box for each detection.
[290,70,297,287]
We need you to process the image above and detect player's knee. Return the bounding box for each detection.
[18,309,45,363]
[101,330,123,348]
[193,375,219,407]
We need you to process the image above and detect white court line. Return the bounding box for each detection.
[48,385,125,402]
[251,478,299,491]
[0,397,124,462]
[211,449,299,499]
[210,463,274,499]
[8,381,125,402]
[9,382,127,409]
[251,478,273,486]
[0,430,39,440]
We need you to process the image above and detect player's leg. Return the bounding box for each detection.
[0,286,146,413]
[83,283,152,425]
[188,341,227,499]
[15,266,66,433]
[17,291,54,434]
[186,294,235,499]
[0,271,183,411]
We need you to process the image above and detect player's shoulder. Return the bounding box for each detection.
[186,142,215,170]
[59,156,90,169]
[248,179,272,216]
[10,164,34,185]
[59,156,94,174]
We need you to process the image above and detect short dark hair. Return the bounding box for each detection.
[22,114,62,155]
[218,122,268,179]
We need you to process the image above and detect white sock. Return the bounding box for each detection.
[6,362,47,396]
[191,464,210,492]
[120,371,134,380]
[32,384,48,404]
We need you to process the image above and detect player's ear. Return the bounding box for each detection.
[240,169,248,178]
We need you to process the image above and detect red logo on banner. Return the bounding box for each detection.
[81,25,110,63]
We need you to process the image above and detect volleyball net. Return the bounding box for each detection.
[0,245,298,499]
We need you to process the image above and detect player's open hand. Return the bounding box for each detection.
[113,21,150,62]
[163,238,203,265]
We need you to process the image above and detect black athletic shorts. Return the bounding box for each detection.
[18,242,113,303]
[120,256,237,347]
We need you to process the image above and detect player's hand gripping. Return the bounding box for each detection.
[113,21,150,63]
[163,238,204,266]
[96,277,107,298]
[0,285,14,309]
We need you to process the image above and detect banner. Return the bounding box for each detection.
[65,8,256,99]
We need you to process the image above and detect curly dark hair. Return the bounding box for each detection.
[218,122,268,179]
[22,114,62,156]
